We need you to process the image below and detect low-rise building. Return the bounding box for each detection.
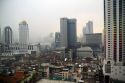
[59,68,69,80]
[77,47,93,59]
[111,66,125,81]
[8,43,40,55]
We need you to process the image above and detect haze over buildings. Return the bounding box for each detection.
[0,0,125,82]
[0,0,103,43]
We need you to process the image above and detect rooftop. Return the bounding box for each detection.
[20,20,27,25]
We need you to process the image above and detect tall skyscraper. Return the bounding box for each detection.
[4,26,12,44]
[104,0,125,81]
[104,0,125,65]
[19,21,29,44]
[60,18,77,48]
[19,21,29,54]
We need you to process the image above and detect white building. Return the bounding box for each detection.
[103,0,125,81]
[19,21,29,54]
[19,21,29,44]
[9,43,40,55]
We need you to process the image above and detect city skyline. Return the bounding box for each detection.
[0,0,103,43]
[0,0,125,82]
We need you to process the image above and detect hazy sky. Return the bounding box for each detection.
[0,0,104,43]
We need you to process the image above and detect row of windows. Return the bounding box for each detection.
[9,46,34,50]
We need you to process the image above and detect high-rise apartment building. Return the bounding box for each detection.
[60,18,77,48]
[104,0,125,81]
[19,21,29,44]
[104,0,125,65]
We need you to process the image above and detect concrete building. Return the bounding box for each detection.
[83,33,102,57]
[83,21,93,43]
[19,21,29,44]
[4,26,12,44]
[82,27,86,43]
[85,33,102,48]
[55,32,61,48]
[2,26,13,53]
[60,18,77,48]
[59,68,70,80]
[83,21,93,36]
[19,21,29,54]
[9,43,40,55]
[77,47,93,59]
[85,21,93,34]
[103,0,125,81]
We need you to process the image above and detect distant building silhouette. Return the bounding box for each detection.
[0,27,1,43]
[85,21,93,34]
[55,32,61,48]
[83,21,93,43]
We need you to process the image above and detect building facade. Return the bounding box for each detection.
[19,21,29,44]
[55,32,61,48]
[19,21,29,54]
[60,18,77,48]
[85,33,102,48]
[83,21,93,43]
[85,21,93,34]
[83,21,93,34]
[3,26,13,53]
[9,43,40,55]
[104,0,125,81]
[83,33,102,57]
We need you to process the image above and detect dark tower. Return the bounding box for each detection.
[4,26,12,44]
